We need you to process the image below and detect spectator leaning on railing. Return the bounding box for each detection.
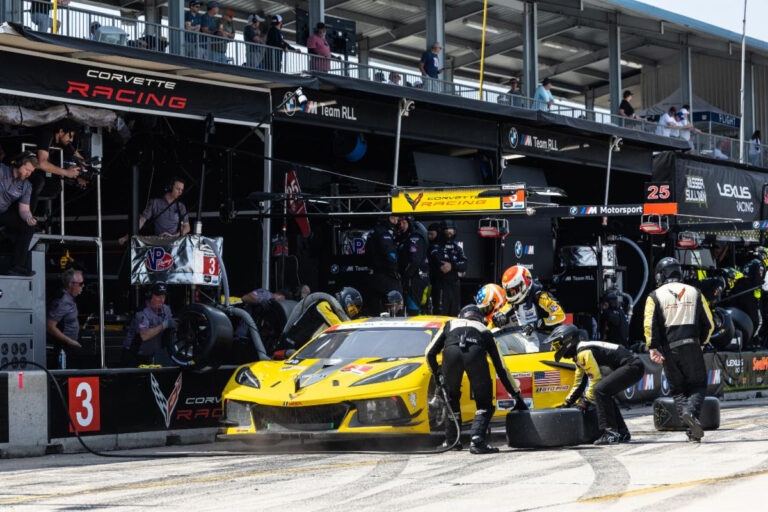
[498,78,523,107]
[655,106,678,137]
[749,130,762,165]
[265,14,301,72]
[534,78,554,111]
[418,42,444,92]
[307,22,333,72]
[244,13,266,69]
[619,90,637,119]
[200,1,221,62]
[211,9,235,64]
[184,0,203,58]
[30,0,69,33]
[387,72,402,86]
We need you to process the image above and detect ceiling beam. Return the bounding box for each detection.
[365,1,485,50]
[538,37,647,78]
[451,18,578,69]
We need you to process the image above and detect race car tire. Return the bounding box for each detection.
[709,308,735,351]
[506,408,601,448]
[169,303,233,368]
[254,299,298,352]
[725,307,753,347]
[652,396,720,431]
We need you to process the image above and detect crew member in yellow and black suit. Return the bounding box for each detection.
[550,324,644,445]
[645,257,714,443]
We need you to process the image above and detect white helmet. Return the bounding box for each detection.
[501,265,533,305]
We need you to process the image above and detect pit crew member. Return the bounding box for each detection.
[381,290,404,317]
[429,219,467,316]
[396,216,431,315]
[551,325,643,445]
[644,257,714,443]
[426,305,527,454]
[121,282,176,366]
[367,215,402,314]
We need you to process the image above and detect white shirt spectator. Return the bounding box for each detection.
[677,117,691,141]
[656,112,679,137]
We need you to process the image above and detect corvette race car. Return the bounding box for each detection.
[220,316,575,439]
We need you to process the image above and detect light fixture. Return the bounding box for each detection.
[463,19,501,34]
[542,41,579,53]
[372,0,421,14]
[503,154,526,160]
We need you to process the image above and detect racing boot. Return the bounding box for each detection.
[594,429,620,446]
[617,430,631,443]
[469,439,499,455]
[681,412,704,442]
[685,430,701,443]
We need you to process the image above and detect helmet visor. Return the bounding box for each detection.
[507,281,526,300]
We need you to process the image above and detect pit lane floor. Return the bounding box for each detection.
[1,398,767,511]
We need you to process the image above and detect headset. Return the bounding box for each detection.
[10,151,38,167]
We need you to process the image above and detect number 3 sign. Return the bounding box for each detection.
[68,377,101,432]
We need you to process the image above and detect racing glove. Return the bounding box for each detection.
[492,311,509,328]
[576,398,592,414]
[522,323,535,336]
[511,391,528,411]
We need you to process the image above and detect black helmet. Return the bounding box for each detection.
[337,287,363,318]
[655,257,682,286]
[547,324,581,362]
[458,304,485,324]
[601,289,621,309]
[150,281,167,296]
[384,290,404,317]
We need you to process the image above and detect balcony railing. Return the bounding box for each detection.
[18,0,767,167]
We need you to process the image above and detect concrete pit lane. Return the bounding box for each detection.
[1,398,767,510]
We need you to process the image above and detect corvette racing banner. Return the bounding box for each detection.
[391,187,525,214]
[130,235,223,286]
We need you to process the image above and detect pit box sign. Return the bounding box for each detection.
[130,235,223,286]
[68,377,101,433]
[392,188,504,214]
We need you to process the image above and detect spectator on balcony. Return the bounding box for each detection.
[184,0,203,58]
[534,78,555,111]
[655,106,679,137]
[30,0,69,33]
[266,14,300,72]
[244,13,266,69]
[209,9,235,64]
[618,90,637,118]
[89,22,101,41]
[749,130,762,165]
[676,107,700,150]
[498,78,523,107]
[418,42,444,92]
[200,1,221,62]
[307,22,332,72]
[387,72,402,86]
[713,139,730,160]
[374,71,386,83]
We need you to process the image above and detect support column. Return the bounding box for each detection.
[425,0,445,71]
[521,1,538,99]
[168,0,184,57]
[261,125,272,290]
[358,38,369,79]
[744,56,755,141]
[309,0,324,34]
[680,45,693,110]
[608,22,622,115]
[585,87,595,121]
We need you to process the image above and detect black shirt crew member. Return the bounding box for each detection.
[0,154,38,276]
[644,257,714,442]
[429,220,467,316]
[396,217,430,315]
[426,305,526,454]
[47,269,85,364]
[367,216,402,314]
[31,123,83,214]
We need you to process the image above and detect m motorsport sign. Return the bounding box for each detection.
[391,187,526,214]
[0,49,268,123]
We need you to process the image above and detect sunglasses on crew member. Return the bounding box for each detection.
[72,281,85,287]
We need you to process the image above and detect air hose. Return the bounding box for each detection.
[609,235,649,309]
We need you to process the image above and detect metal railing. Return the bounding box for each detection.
[19,0,766,167]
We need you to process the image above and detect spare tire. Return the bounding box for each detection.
[169,303,233,368]
[652,396,720,431]
[725,307,753,346]
[254,299,297,352]
[506,408,601,448]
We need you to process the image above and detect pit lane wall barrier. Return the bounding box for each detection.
[0,367,235,457]
[616,351,768,404]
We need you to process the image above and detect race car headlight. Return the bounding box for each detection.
[355,397,409,425]
[234,367,260,388]
[350,363,422,387]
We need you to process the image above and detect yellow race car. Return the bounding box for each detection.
[220,316,574,440]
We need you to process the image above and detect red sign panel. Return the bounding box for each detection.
[68,377,101,432]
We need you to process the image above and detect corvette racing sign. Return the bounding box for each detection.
[391,188,525,214]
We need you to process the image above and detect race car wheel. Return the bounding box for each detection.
[427,380,447,431]
[169,303,233,368]
[506,408,601,448]
[254,299,297,352]
[725,307,753,347]
[652,396,720,431]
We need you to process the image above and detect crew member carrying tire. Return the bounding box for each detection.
[426,305,527,454]
[493,265,565,334]
[475,283,507,328]
[551,324,643,445]
[279,287,363,352]
[644,257,714,443]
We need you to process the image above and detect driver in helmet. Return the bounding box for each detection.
[426,305,527,454]
[494,265,565,334]
[279,287,363,353]
[474,283,507,329]
[550,325,643,445]
[381,290,404,317]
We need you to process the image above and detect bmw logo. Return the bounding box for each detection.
[508,127,519,148]
[661,369,670,396]
[282,91,297,116]
[569,206,578,215]
[624,384,635,400]
[754,221,760,229]
[514,240,523,259]
[330,264,340,275]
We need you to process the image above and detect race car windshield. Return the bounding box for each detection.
[297,328,436,360]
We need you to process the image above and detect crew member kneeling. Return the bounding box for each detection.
[122,282,176,366]
[426,305,527,454]
[644,257,714,443]
[551,325,644,445]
